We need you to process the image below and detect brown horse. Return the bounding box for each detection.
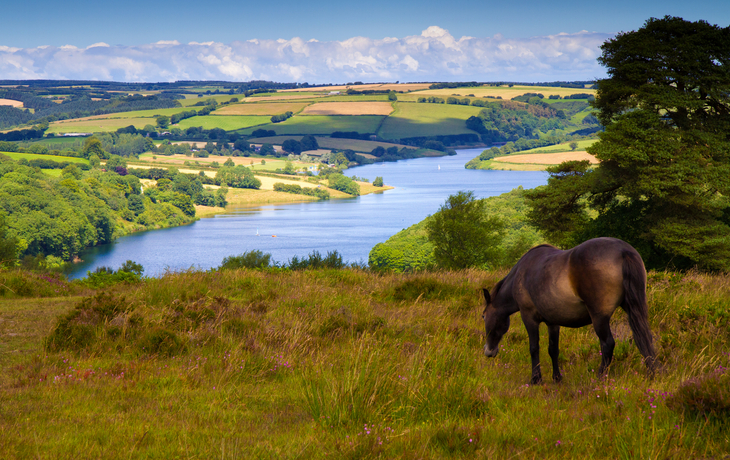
[482,237,656,383]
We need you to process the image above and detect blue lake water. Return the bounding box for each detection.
[66,148,548,278]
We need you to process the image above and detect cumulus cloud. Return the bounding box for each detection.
[0,27,610,82]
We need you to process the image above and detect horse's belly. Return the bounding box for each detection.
[539,297,593,328]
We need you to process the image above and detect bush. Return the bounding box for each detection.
[288,250,345,270]
[138,328,187,356]
[219,250,273,269]
[668,368,730,418]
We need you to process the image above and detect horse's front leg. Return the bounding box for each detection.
[592,316,615,376]
[547,324,562,382]
[522,318,542,384]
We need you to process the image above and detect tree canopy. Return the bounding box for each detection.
[525,16,730,271]
[425,191,506,270]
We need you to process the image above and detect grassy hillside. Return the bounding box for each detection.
[0,266,727,458]
[378,102,483,140]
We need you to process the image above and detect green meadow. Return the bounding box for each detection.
[0,267,727,458]
[239,115,386,136]
[378,102,483,140]
[176,115,272,131]
[47,117,155,134]
[1,151,89,164]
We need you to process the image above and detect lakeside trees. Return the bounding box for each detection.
[525,16,730,271]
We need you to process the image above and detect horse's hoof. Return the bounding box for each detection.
[530,376,542,385]
[553,374,563,383]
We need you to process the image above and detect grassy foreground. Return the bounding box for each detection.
[0,268,728,458]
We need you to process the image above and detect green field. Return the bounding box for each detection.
[1,151,89,164]
[378,102,483,140]
[239,115,386,136]
[92,107,197,119]
[47,118,155,134]
[176,115,271,131]
[178,94,244,107]
[249,136,408,153]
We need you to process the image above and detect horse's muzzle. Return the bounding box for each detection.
[483,345,498,358]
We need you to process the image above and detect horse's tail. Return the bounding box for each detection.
[621,249,657,375]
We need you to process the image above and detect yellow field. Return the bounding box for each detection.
[493,151,598,165]
[0,98,22,108]
[244,94,326,102]
[137,153,269,168]
[281,83,431,93]
[214,102,310,116]
[417,84,596,100]
[301,101,394,116]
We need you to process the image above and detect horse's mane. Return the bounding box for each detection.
[491,278,505,299]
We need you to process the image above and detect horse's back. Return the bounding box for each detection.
[513,238,635,326]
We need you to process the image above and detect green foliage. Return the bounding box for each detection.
[300,135,319,151]
[288,250,345,270]
[272,182,330,200]
[425,191,506,269]
[369,223,436,273]
[83,260,144,288]
[370,188,543,272]
[214,165,261,189]
[387,90,397,101]
[82,136,107,159]
[282,138,302,154]
[219,250,273,270]
[373,176,384,187]
[327,173,360,196]
[525,17,730,271]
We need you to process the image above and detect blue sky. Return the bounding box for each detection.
[1,0,727,82]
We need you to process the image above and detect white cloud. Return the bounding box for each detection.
[0,27,610,82]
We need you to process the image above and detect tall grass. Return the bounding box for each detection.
[0,267,728,458]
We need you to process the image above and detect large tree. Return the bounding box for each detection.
[525,16,730,270]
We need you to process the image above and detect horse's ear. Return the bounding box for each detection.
[482,288,491,304]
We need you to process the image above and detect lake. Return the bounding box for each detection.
[66,148,548,278]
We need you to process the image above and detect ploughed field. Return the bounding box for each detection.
[0,267,727,458]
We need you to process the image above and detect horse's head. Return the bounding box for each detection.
[482,287,510,358]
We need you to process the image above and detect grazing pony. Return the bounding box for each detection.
[482,237,656,383]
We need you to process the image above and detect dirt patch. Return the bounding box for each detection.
[493,151,598,165]
[301,102,394,116]
[0,99,22,108]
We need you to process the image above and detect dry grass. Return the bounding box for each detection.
[215,102,310,116]
[1,268,728,458]
[0,98,23,108]
[301,102,394,116]
[222,188,321,205]
[493,151,598,165]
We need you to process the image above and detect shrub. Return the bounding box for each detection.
[288,250,345,270]
[668,368,730,418]
[219,250,273,269]
[138,328,186,356]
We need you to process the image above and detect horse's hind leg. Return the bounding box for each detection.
[547,324,562,382]
[592,316,615,376]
